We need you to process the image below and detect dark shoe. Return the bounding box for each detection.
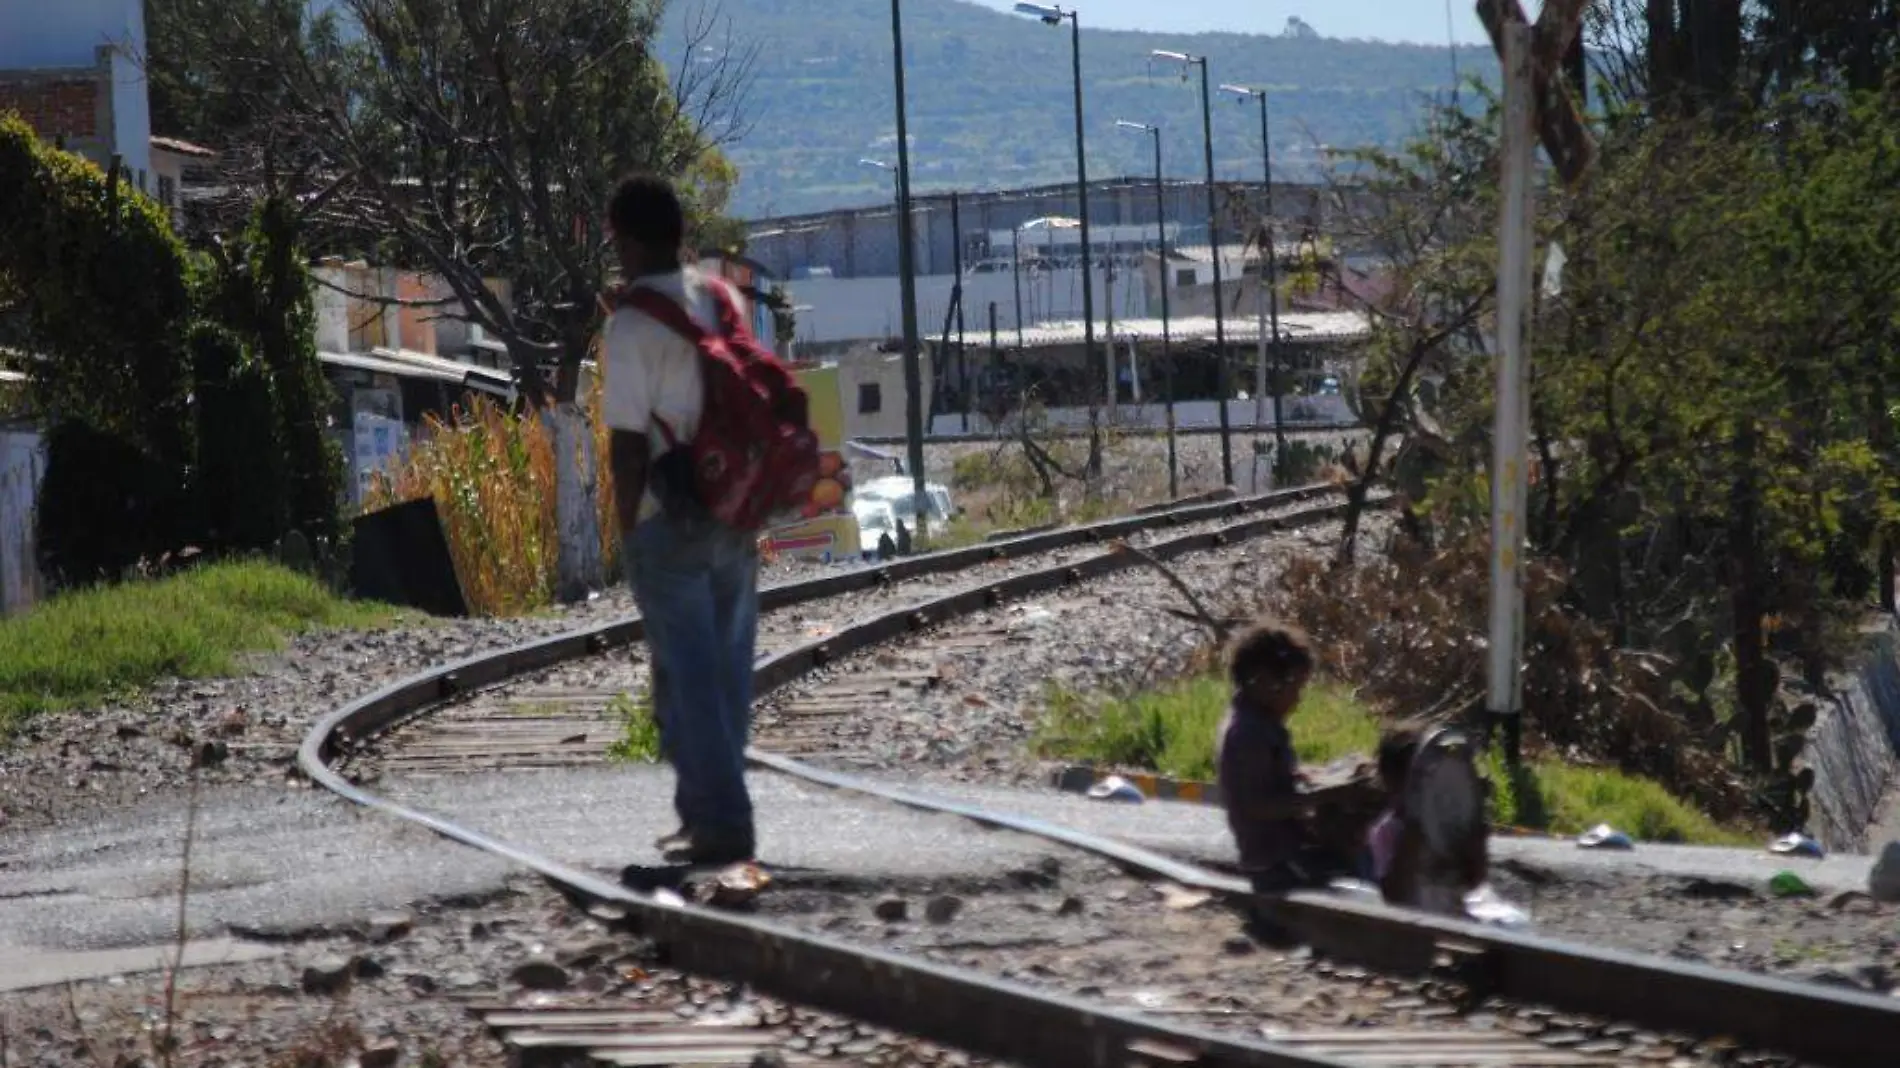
[662,827,756,867]
[654,826,693,853]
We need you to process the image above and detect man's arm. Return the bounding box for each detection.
[610,429,649,537]
[601,310,655,537]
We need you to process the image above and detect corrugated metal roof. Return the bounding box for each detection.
[1010,312,1370,349]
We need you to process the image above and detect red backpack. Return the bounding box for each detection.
[617,281,820,531]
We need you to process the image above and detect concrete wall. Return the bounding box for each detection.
[0,426,45,616]
[1806,622,1900,853]
[791,266,1150,347]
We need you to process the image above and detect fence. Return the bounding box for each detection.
[0,426,45,615]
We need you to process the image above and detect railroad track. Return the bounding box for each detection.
[302,487,1900,1068]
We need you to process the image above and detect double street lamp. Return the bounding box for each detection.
[1220,82,1288,481]
[1115,119,1178,499]
[1152,49,1233,487]
[1014,4,1102,409]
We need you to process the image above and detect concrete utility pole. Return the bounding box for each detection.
[1477,0,1595,763]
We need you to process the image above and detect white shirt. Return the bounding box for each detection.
[601,267,722,522]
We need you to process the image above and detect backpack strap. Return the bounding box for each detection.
[620,287,711,346]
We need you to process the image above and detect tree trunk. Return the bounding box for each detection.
[547,402,604,604]
[1729,421,1774,772]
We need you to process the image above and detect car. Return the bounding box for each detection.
[852,497,900,554]
[854,476,955,537]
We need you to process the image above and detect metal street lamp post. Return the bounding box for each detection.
[886,0,928,534]
[1015,4,1102,410]
[1116,119,1177,499]
[1153,49,1233,487]
[1221,82,1286,480]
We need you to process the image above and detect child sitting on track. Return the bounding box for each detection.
[1366,724,1421,898]
[1215,619,1319,894]
[1368,722,1490,916]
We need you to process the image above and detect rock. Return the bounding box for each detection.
[300,955,356,996]
[1223,935,1257,956]
[1678,877,1755,901]
[1829,890,1878,913]
[366,912,414,943]
[1871,841,1900,903]
[924,895,963,924]
[749,1054,788,1068]
[512,960,571,991]
[1057,896,1085,916]
[354,956,387,980]
[194,740,230,768]
[360,1040,401,1068]
[873,896,909,922]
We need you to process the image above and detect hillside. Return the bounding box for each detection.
[658,0,1494,219]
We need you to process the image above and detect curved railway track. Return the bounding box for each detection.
[301,487,1900,1068]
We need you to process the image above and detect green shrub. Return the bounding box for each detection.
[0,560,395,734]
[35,421,191,585]
[190,322,288,552]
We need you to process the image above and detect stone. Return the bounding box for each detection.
[360,1041,401,1068]
[1870,841,1900,903]
[873,896,909,922]
[1222,936,1257,956]
[354,955,387,980]
[924,895,963,924]
[512,960,571,991]
[300,955,355,996]
[1057,896,1085,916]
[366,912,414,943]
[194,740,230,768]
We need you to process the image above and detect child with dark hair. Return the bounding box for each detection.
[1369,722,1490,914]
[1215,620,1318,892]
[1366,724,1422,900]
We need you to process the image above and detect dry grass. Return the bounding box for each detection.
[366,382,621,616]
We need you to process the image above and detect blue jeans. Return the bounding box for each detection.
[626,513,760,840]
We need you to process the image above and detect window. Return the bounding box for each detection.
[1175,268,1196,287]
[858,382,882,414]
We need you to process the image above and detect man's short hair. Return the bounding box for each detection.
[1227,619,1315,688]
[608,174,685,253]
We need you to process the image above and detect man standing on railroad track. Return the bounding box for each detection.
[599,175,820,868]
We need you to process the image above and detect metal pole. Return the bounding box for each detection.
[1488,21,1535,765]
[1260,91,1287,481]
[1195,60,1233,487]
[1104,238,1116,413]
[953,192,969,433]
[890,0,927,527]
[1012,226,1026,350]
[989,301,1001,432]
[1067,12,1099,410]
[1152,129,1178,500]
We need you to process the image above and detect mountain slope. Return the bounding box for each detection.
[659,0,1493,218]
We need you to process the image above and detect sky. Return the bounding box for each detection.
[962,0,1505,46]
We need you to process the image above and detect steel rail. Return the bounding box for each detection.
[304,494,1370,1068]
[304,481,1900,1068]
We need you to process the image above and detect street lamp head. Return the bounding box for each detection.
[1220,83,1261,100]
[1151,49,1193,63]
[858,158,892,170]
[1014,2,1065,25]
[1115,119,1154,132]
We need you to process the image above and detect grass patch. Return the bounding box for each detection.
[0,560,399,734]
[1484,753,1755,846]
[1036,674,1376,782]
[606,693,662,763]
[1035,672,1751,846]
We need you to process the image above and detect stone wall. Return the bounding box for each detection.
[1807,621,1900,853]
